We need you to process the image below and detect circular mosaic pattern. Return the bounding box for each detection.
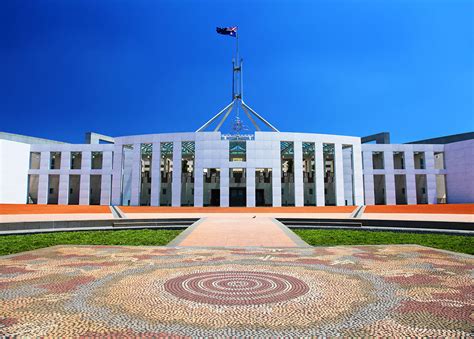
[164,270,310,305]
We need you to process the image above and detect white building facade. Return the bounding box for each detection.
[0,131,472,207]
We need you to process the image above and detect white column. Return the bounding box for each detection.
[102,151,113,172]
[406,174,417,204]
[37,175,48,204]
[150,142,161,206]
[246,168,256,207]
[272,164,282,207]
[427,173,437,204]
[58,151,70,205]
[41,151,50,171]
[58,175,69,205]
[293,141,304,207]
[111,145,123,205]
[315,142,325,206]
[405,151,417,204]
[62,151,71,170]
[79,174,90,205]
[220,166,229,207]
[100,151,113,205]
[352,143,364,205]
[79,152,91,205]
[384,150,396,205]
[425,151,436,205]
[130,144,141,206]
[37,151,50,204]
[100,174,112,205]
[334,143,345,206]
[82,151,92,171]
[425,150,435,171]
[385,174,396,205]
[194,166,204,207]
[172,141,182,207]
[362,150,374,205]
[363,174,374,205]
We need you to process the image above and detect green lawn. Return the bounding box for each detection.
[293,229,474,255]
[0,229,183,256]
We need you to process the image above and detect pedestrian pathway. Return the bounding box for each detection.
[171,215,308,247]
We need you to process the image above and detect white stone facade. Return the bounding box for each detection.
[0,139,31,204]
[444,139,474,203]
[361,143,447,205]
[1,132,472,206]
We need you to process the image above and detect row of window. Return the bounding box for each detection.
[29,151,104,170]
[368,151,445,170]
[31,148,444,172]
[371,173,447,205]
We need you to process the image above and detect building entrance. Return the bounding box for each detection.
[210,189,220,206]
[256,189,265,206]
[230,187,246,207]
[256,168,272,206]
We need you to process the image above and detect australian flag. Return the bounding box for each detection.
[216,26,237,37]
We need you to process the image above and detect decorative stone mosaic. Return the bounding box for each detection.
[165,270,309,305]
[0,245,472,336]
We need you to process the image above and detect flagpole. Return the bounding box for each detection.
[236,29,239,67]
[235,28,240,118]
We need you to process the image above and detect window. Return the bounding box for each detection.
[71,152,82,169]
[414,152,425,169]
[229,141,246,162]
[181,141,195,206]
[48,174,59,204]
[281,141,295,206]
[91,151,103,169]
[372,152,384,169]
[323,143,336,206]
[393,152,405,169]
[160,142,173,206]
[29,152,41,169]
[89,175,101,205]
[434,152,445,169]
[121,144,134,206]
[50,152,61,169]
[436,174,447,203]
[140,144,152,206]
[27,174,39,204]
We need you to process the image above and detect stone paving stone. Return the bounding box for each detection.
[0,244,472,336]
[175,215,300,247]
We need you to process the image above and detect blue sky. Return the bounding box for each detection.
[0,0,473,143]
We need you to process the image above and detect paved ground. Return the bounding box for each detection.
[1,244,472,336]
[171,215,305,247]
[364,204,474,214]
[2,204,472,223]
[2,203,471,215]
[1,204,473,334]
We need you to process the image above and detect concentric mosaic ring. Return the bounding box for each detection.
[164,270,309,305]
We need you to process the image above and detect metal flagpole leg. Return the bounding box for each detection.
[242,105,261,131]
[242,101,280,132]
[241,60,244,100]
[196,100,235,132]
[214,103,235,131]
[232,59,235,100]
